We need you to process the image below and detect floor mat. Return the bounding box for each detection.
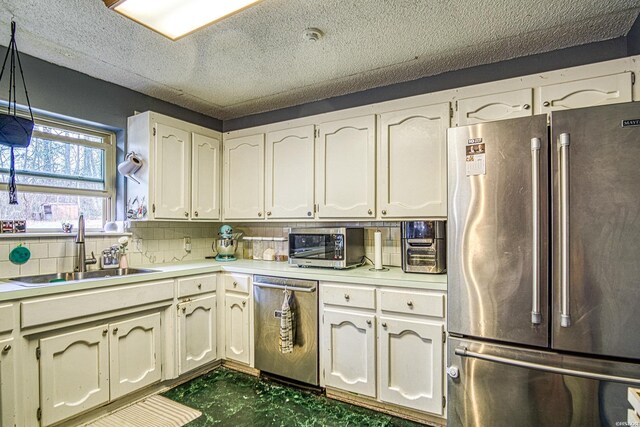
[85,395,202,427]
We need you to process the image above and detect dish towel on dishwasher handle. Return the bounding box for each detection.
[279,289,295,354]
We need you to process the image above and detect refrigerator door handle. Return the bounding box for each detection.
[454,346,640,385]
[559,133,571,327]
[531,137,542,325]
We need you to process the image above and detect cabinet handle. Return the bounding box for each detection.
[407,301,413,307]
[233,281,238,287]
[543,101,551,107]
[112,327,119,335]
[267,211,272,216]
[258,212,262,217]
[198,283,202,289]
[367,209,372,215]
[344,294,350,301]
[102,329,108,336]
[307,211,312,217]
[366,320,372,326]
[382,322,388,328]
[523,104,531,110]
[242,300,246,307]
[195,211,199,217]
[381,210,387,215]
[184,212,189,217]
[2,344,11,353]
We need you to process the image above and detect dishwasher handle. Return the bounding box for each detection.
[253,282,317,293]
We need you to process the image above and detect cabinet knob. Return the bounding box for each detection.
[267,211,272,216]
[382,322,388,328]
[381,210,387,215]
[344,294,350,301]
[194,211,199,217]
[367,209,373,215]
[233,281,237,287]
[182,307,186,313]
[198,283,202,289]
[307,211,312,217]
[102,329,108,336]
[407,301,414,307]
[2,344,11,353]
[184,212,189,217]
[523,104,531,110]
[113,327,119,335]
[543,101,551,107]
[366,320,372,326]
[258,212,262,217]
[242,300,246,307]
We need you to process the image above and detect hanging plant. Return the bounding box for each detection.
[0,20,34,204]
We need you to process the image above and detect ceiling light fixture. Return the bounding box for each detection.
[103,0,262,41]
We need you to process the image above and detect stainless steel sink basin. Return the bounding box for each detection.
[8,268,159,287]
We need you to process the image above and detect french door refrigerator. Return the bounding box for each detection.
[447,102,640,427]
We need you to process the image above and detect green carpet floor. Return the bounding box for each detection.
[163,368,425,427]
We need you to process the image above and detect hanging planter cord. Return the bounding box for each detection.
[0,20,34,204]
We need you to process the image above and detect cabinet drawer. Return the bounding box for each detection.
[224,273,250,294]
[322,284,375,310]
[0,304,13,334]
[380,289,444,318]
[177,274,217,298]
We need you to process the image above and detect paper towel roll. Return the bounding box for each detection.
[117,155,142,176]
[374,230,383,270]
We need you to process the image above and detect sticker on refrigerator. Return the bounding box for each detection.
[466,140,486,176]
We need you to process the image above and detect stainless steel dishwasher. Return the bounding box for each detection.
[253,275,319,386]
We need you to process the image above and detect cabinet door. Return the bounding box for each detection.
[457,89,533,125]
[192,133,221,220]
[225,293,250,364]
[316,115,376,218]
[109,313,162,399]
[378,104,449,218]
[223,134,265,220]
[539,72,633,113]
[178,295,217,374]
[39,325,109,426]
[379,317,443,415]
[154,123,191,219]
[265,125,315,219]
[0,338,15,427]
[322,309,376,397]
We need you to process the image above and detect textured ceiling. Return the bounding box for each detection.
[0,0,638,120]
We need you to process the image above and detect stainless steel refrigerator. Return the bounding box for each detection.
[447,102,640,426]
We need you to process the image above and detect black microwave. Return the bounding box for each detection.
[288,228,364,269]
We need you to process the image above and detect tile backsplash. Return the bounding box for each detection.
[0,221,403,279]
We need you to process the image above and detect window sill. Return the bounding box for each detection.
[0,232,132,239]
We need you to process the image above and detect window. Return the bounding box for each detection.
[0,117,115,231]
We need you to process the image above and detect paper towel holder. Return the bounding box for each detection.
[369,228,389,272]
[117,151,143,184]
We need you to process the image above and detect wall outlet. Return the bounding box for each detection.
[184,236,192,253]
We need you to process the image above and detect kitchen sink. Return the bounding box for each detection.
[8,268,159,287]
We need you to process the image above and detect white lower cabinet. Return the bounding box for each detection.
[322,309,377,397]
[38,313,163,426]
[109,313,162,400]
[378,316,444,415]
[178,294,217,374]
[0,337,15,427]
[39,325,110,426]
[224,293,250,365]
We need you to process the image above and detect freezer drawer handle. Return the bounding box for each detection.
[454,346,640,385]
[531,137,542,325]
[559,133,571,328]
[253,282,317,293]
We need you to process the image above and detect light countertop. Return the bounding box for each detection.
[0,259,446,302]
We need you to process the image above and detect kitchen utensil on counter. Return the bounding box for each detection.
[212,224,240,262]
[400,221,446,274]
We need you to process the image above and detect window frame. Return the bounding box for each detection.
[0,114,116,230]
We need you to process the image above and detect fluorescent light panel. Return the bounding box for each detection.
[106,0,261,40]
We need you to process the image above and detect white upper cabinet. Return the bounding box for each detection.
[223,134,265,220]
[316,115,376,219]
[378,104,449,218]
[539,72,633,113]
[457,89,533,125]
[192,133,221,220]
[154,123,191,219]
[265,125,315,219]
[127,111,221,221]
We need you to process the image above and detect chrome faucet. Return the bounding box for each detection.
[75,214,97,272]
